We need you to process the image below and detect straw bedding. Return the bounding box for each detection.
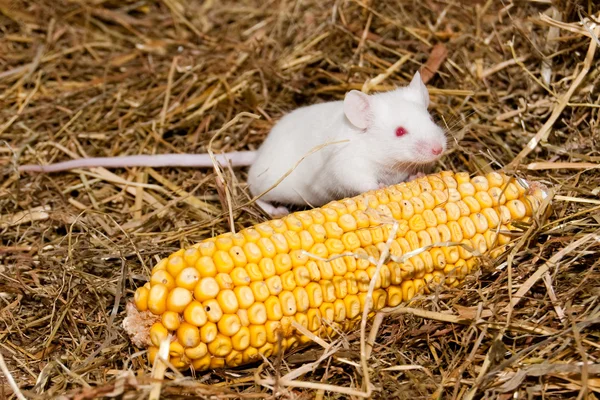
[1,0,599,398]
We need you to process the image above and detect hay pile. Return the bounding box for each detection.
[1,0,599,398]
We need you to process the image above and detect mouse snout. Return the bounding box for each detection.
[415,140,445,160]
[431,144,443,155]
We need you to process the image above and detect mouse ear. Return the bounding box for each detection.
[408,71,430,108]
[343,90,371,130]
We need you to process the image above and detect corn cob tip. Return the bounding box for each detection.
[123,302,160,348]
[125,170,550,372]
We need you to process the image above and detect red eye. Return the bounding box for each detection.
[395,127,407,137]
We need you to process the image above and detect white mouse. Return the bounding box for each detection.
[18,72,447,216]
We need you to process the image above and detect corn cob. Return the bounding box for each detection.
[123,171,549,371]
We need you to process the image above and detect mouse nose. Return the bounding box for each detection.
[431,145,443,156]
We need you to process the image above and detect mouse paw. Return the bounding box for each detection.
[377,182,387,189]
[408,172,426,181]
[256,199,290,218]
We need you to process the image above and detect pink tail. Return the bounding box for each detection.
[18,151,257,173]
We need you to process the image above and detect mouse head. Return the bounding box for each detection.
[343,71,447,166]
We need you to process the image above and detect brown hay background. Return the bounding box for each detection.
[1,0,600,398]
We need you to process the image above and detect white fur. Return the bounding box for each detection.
[247,72,447,207]
[19,72,447,214]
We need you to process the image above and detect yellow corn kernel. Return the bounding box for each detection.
[217,314,241,336]
[325,238,345,254]
[200,322,217,343]
[265,296,283,320]
[169,341,184,357]
[150,270,176,290]
[458,182,476,197]
[444,202,461,221]
[237,309,249,326]
[215,237,233,251]
[345,272,358,294]
[162,310,181,331]
[175,267,201,291]
[250,281,269,302]
[355,270,370,292]
[242,347,260,363]
[214,250,235,274]
[284,231,301,250]
[292,266,311,287]
[319,302,335,322]
[331,258,348,276]
[183,301,208,327]
[470,212,489,234]
[481,207,501,228]
[153,258,168,272]
[225,350,243,366]
[295,211,313,228]
[231,286,253,310]
[458,216,477,239]
[324,221,344,239]
[245,263,263,282]
[271,233,290,253]
[185,341,208,360]
[265,320,284,343]
[148,284,169,315]
[257,258,275,279]
[279,291,297,316]
[320,280,336,303]
[203,299,223,323]
[470,175,489,191]
[258,343,275,358]
[401,280,415,301]
[230,267,251,286]
[197,242,216,257]
[317,260,334,280]
[166,256,186,278]
[387,286,403,307]
[215,273,234,290]
[195,256,217,277]
[306,308,322,331]
[134,286,149,312]
[255,223,274,237]
[274,254,292,275]
[285,215,303,231]
[149,322,169,347]
[194,277,219,302]
[293,287,309,312]
[281,271,297,291]
[246,302,267,325]
[488,187,507,206]
[265,275,283,295]
[256,238,276,259]
[208,334,233,357]
[299,230,315,250]
[496,205,512,224]
[183,247,200,266]
[342,295,360,319]
[306,282,323,308]
[216,290,239,314]
[332,276,348,298]
[462,196,481,213]
[289,250,308,267]
[507,199,526,219]
[247,325,267,348]
[209,357,226,369]
[177,322,201,348]
[475,191,494,208]
[332,299,346,322]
